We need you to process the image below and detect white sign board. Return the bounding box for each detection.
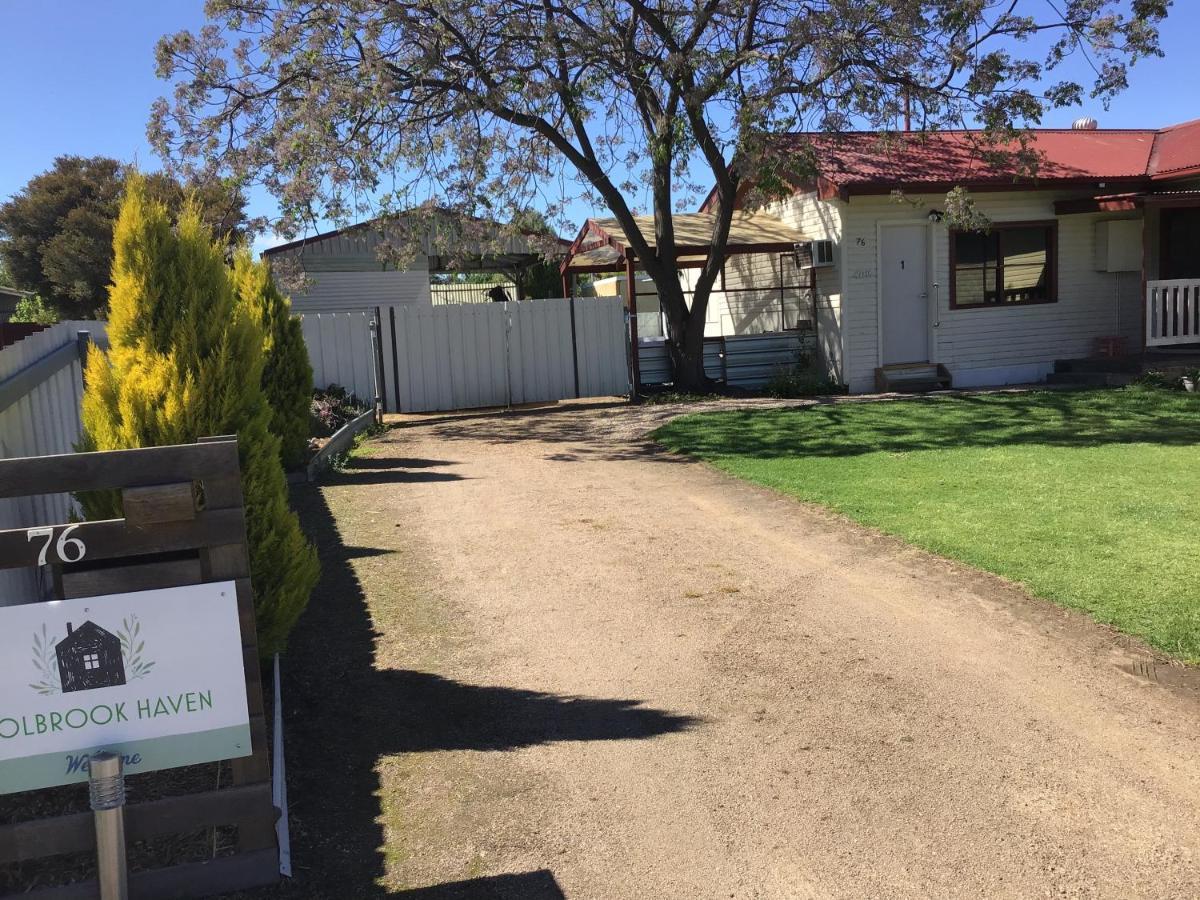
[0,581,251,794]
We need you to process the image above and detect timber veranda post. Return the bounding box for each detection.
[809,263,819,371]
[625,255,641,394]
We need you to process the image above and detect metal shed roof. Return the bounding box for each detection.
[263,211,569,273]
[564,211,807,272]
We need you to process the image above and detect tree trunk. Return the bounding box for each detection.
[655,274,710,392]
[669,311,708,391]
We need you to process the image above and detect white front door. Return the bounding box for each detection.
[880,225,930,365]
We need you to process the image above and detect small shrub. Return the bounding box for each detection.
[310,384,369,437]
[763,362,846,399]
[1132,370,1197,392]
[10,294,58,324]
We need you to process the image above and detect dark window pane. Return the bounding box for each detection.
[955,231,996,267]
[955,266,990,306]
[954,231,998,305]
[1163,209,1200,279]
[953,225,1053,307]
[1000,227,1049,302]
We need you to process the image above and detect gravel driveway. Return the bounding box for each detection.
[282,399,1200,899]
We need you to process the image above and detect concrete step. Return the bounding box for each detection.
[876,363,953,393]
[1046,372,1135,387]
[889,380,950,393]
[1053,358,1140,375]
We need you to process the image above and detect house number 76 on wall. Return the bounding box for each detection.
[26,525,87,566]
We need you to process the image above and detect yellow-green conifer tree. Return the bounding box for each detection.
[233,251,313,471]
[80,177,318,655]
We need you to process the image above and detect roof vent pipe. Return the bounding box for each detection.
[1072,116,1099,130]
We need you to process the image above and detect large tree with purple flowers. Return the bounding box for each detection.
[152,1,1167,390]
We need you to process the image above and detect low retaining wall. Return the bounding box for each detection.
[305,409,378,480]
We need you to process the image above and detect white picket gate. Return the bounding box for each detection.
[0,321,107,604]
[302,297,630,414]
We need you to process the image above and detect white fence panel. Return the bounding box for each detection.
[385,297,628,413]
[0,321,107,605]
[572,296,630,398]
[300,311,378,405]
[302,298,630,414]
[509,299,576,405]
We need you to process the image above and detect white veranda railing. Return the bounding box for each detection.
[1146,279,1200,346]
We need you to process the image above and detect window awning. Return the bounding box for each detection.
[563,211,809,273]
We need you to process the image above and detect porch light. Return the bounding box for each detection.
[927,209,944,224]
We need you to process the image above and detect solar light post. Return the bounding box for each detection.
[89,751,129,900]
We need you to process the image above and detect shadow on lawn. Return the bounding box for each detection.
[658,389,1200,459]
[263,482,695,898]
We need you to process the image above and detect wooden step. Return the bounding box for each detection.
[1045,371,1135,388]
[874,363,952,393]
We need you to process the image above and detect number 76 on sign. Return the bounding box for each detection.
[26,525,87,566]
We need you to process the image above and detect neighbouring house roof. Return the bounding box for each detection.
[708,120,1200,204]
[0,285,32,323]
[563,211,807,273]
[0,286,29,299]
[262,210,570,273]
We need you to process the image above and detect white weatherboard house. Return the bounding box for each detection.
[698,119,1200,393]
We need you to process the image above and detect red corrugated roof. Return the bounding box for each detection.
[769,123,1200,197]
[1149,118,1200,178]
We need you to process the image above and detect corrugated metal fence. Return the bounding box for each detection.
[0,321,107,604]
[301,304,816,409]
[638,330,816,389]
[302,297,630,414]
[299,311,380,406]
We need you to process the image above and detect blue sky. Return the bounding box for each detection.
[1,0,1198,250]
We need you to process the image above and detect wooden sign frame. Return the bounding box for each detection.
[0,437,278,898]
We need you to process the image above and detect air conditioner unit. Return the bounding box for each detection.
[794,239,834,269]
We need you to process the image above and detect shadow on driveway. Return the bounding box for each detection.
[392,869,565,898]
[258,479,696,897]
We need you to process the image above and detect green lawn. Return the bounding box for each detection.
[655,388,1200,663]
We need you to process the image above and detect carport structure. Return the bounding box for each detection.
[560,211,815,385]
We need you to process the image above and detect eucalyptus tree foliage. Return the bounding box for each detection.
[152,0,1166,389]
